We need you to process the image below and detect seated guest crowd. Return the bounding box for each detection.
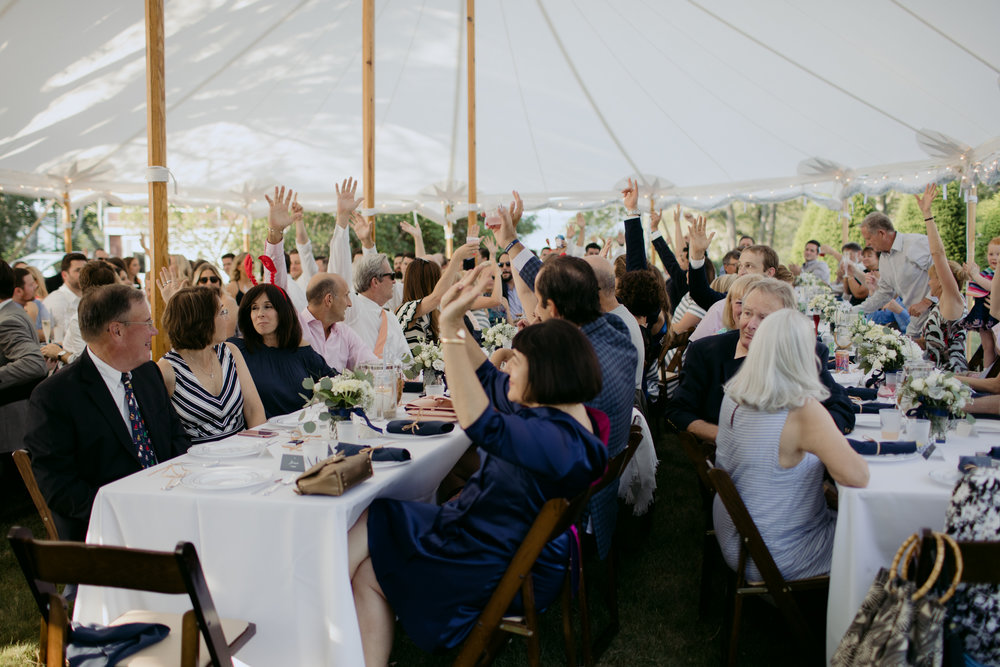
[9,177,997,665]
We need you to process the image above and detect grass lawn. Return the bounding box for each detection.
[0,432,822,665]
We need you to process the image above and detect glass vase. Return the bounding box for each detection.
[928,412,950,443]
[424,369,445,396]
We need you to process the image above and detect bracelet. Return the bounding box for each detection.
[440,338,465,345]
[924,216,935,221]
[625,209,640,217]
[503,238,520,254]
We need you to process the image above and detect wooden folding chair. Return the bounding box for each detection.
[580,424,643,664]
[12,449,59,541]
[7,526,255,667]
[707,467,829,667]
[676,432,719,618]
[452,490,592,667]
[657,328,693,388]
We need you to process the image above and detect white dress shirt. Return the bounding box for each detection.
[87,347,132,435]
[858,232,932,335]
[43,283,79,344]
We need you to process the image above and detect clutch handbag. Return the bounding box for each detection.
[294,451,373,496]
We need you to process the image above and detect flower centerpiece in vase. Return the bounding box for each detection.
[897,369,972,443]
[403,343,445,391]
[849,316,922,388]
[481,322,517,354]
[300,369,375,437]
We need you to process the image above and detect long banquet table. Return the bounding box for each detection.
[825,370,993,660]
[73,411,471,665]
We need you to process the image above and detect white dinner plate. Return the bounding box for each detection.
[187,441,265,459]
[373,459,413,469]
[269,412,308,428]
[928,468,963,487]
[181,467,272,491]
[861,451,922,463]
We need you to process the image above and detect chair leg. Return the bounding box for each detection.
[699,530,718,619]
[560,572,578,667]
[522,577,540,667]
[591,549,620,661]
[46,594,67,667]
[724,588,743,667]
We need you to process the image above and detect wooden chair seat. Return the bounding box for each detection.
[7,527,255,667]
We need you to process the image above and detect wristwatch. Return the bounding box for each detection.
[625,209,640,217]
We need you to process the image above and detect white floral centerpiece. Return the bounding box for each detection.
[481,322,518,353]
[796,271,826,288]
[402,343,445,381]
[897,369,972,442]
[808,291,840,323]
[300,369,374,433]
[849,316,922,375]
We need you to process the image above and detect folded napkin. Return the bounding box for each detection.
[958,455,994,473]
[386,419,455,436]
[851,402,898,414]
[847,387,878,401]
[67,622,170,667]
[403,380,424,394]
[336,443,411,462]
[404,395,458,421]
[847,439,917,456]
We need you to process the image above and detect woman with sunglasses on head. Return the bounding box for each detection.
[228,283,334,418]
[191,261,239,338]
[156,287,265,443]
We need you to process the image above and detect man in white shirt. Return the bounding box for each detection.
[42,252,86,343]
[856,212,932,336]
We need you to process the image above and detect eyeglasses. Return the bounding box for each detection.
[499,262,511,267]
[117,319,155,328]
[378,272,395,281]
[198,276,221,284]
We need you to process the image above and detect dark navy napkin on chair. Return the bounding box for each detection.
[67,622,170,666]
[851,402,897,414]
[847,439,917,456]
[386,419,455,436]
[336,442,411,462]
[847,387,878,401]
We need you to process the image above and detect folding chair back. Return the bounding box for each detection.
[12,450,59,541]
[7,526,254,667]
[707,467,828,666]
[657,328,693,385]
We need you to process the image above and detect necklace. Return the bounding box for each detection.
[181,351,218,380]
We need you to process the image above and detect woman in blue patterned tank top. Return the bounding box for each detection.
[156,287,266,443]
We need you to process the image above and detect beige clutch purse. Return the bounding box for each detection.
[295,451,373,496]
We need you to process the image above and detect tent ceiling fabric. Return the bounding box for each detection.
[1,0,999,219]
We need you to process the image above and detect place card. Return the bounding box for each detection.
[921,443,936,460]
[280,454,305,472]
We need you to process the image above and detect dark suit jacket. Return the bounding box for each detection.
[26,350,190,540]
[0,300,46,405]
[665,329,855,435]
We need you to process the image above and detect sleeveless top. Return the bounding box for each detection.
[163,344,246,443]
[712,394,836,581]
[395,299,433,352]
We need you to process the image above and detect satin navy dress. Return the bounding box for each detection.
[366,361,609,652]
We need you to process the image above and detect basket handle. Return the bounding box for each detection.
[911,532,945,601]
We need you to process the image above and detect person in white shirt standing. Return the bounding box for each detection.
[42,252,86,344]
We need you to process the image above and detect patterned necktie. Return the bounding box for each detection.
[121,372,158,468]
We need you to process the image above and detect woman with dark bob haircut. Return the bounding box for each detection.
[347,266,608,664]
[228,283,333,418]
[156,287,265,442]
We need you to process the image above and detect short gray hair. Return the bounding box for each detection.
[79,284,146,342]
[860,211,894,235]
[724,309,829,411]
[354,253,389,294]
[743,277,795,309]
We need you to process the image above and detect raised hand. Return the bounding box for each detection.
[600,238,613,259]
[914,183,938,219]
[451,241,479,263]
[156,266,182,301]
[399,219,422,238]
[482,234,498,257]
[264,185,296,233]
[441,264,494,324]
[495,203,517,249]
[507,190,523,227]
[650,207,662,227]
[291,197,304,223]
[964,260,981,278]
[622,177,638,211]
[350,211,374,248]
[687,216,714,261]
[335,177,365,227]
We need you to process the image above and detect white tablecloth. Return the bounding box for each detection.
[74,415,471,666]
[825,413,996,660]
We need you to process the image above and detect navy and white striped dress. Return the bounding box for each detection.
[163,345,246,444]
[712,394,836,582]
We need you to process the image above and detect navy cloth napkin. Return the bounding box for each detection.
[847,439,917,456]
[851,402,897,414]
[385,419,455,436]
[67,622,170,667]
[336,442,411,462]
[847,387,878,401]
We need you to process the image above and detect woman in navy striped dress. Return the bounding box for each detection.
[156,287,265,443]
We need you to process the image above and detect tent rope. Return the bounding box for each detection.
[889,0,1000,76]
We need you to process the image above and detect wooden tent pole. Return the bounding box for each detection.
[145,0,169,360]
[363,0,375,241]
[967,185,978,263]
[466,0,477,234]
[62,190,73,251]
[445,205,454,259]
[841,199,850,246]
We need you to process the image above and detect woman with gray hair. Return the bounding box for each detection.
[713,308,869,581]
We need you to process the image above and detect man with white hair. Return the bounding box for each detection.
[667,278,854,443]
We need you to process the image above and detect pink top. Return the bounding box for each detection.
[298,308,377,372]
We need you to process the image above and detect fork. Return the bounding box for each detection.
[262,478,296,496]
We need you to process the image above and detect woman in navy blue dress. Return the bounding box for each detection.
[347,266,609,666]
[227,283,333,418]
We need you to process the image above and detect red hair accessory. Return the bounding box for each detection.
[256,254,289,303]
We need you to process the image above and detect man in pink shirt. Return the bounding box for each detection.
[299,273,377,371]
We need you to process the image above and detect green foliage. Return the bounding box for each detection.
[0,194,39,260]
[975,196,1000,268]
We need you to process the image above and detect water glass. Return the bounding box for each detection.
[908,418,930,446]
[879,409,902,440]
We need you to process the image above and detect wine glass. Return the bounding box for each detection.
[41,318,51,344]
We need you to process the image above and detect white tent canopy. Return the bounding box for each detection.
[2,0,999,224]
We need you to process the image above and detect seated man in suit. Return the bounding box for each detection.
[26,284,191,540]
[666,277,854,443]
[0,260,47,405]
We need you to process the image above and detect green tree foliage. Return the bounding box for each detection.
[0,194,40,260]
[975,195,1000,268]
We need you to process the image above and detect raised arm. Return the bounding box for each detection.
[687,216,725,310]
[410,242,477,318]
[399,219,426,258]
[470,260,504,310]
[329,177,366,284]
[916,184,964,320]
[262,185,297,290]
[293,198,319,283]
[439,266,496,426]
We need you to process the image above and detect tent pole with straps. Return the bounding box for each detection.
[363,0,375,242]
[466,0,477,243]
[145,0,169,360]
